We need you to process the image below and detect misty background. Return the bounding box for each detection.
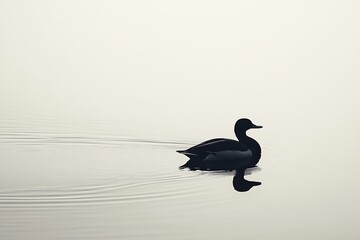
[1,1,359,127]
[1,1,360,239]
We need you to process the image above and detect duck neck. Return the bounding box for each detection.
[236,131,261,166]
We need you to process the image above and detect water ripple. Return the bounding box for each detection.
[0,132,191,148]
[0,173,203,208]
[0,117,194,148]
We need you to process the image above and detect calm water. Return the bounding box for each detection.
[1,110,359,240]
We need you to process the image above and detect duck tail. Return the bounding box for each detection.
[177,150,197,158]
[179,162,188,169]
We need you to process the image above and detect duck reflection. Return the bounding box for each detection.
[233,168,261,192]
[177,118,263,192]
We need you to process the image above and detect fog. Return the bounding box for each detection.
[1,1,360,239]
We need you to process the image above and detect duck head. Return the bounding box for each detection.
[234,118,262,137]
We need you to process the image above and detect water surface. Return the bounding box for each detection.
[1,113,359,240]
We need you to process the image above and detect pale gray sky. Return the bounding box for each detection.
[1,1,359,130]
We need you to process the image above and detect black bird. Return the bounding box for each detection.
[177,118,262,171]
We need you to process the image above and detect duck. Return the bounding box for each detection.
[177,118,262,171]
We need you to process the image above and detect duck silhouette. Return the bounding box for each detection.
[177,118,262,171]
[232,168,261,192]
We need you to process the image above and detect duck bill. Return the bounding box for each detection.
[251,124,263,129]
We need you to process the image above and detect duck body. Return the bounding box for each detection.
[177,138,252,170]
[177,119,262,171]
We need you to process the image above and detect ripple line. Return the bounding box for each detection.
[0,132,191,148]
[0,173,204,208]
